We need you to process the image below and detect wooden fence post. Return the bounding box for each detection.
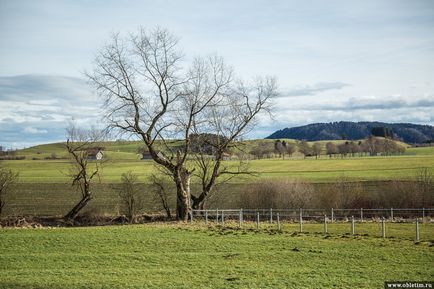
[270,208,273,223]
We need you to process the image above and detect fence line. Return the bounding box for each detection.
[192,207,433,222]
[190,208,432,242]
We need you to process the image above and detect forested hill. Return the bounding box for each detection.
[266,121,434,143]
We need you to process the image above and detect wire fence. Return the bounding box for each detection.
[190,208,434,241]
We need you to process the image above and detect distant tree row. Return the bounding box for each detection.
[324,136,406,158]
[249,137,406,159]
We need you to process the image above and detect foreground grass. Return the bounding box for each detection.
[1,223,433,289]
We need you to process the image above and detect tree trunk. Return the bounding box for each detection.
[175,170,191,222]
[191,191,208,210]
[64,194,92,221]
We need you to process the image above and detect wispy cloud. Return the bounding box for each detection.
[281,82,350,97]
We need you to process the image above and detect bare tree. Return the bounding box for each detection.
[415,167,434,207]
[312,142,322,159]
[325,142,338,158]
[0,167,19,216]
[119,171,143,223]
[64,125,105,221]
[274,140,285,159]
[150,172,173,218]
[88,27,276,221]
[286,143,296,157]
[298,141,312,158]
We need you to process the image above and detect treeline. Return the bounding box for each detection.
[0,150,25,160]
[249,137,406,159]
[266,121,434,144]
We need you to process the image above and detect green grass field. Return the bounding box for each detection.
[1,140,432,216]
[3,145,434,184]
[0,223,433,289]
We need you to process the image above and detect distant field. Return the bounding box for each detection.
[3,150,434,183]
[0,223,433,289]
[1,141,432,216]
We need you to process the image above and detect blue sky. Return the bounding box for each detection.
[1,0,434,148]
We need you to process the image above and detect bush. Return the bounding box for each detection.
[238,179,314,209]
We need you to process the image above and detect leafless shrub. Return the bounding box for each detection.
[0,168,19,217]
[118,171,144,223]
[316,176,366,209]
[149,173,173,219]
[238,179,314,209]
[415,167,434,207]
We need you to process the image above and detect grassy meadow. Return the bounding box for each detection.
[3,141,434,184]
[1,140,433,216]
[1,223,433,289]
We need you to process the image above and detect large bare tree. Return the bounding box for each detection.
[88,27,277,221]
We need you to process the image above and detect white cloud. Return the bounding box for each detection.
[23,127,48,134]
[0,74,103,147]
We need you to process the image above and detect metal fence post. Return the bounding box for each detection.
[270,208,273,223]
[299,208,303,233]
[360,208,363,222]
[216,209,219,223]
[277,213,281,231]
[331,208,334,223]
[324,215,328,234]
[381,217,385,239]
[351,215,355,235]
[205,210,208,225]
[422,208,425,222]
[190,210,193,224]
[391,207,394,220]
[240,208,243,224]
[221,211,225,226]
[239,209,242,228]
[416,218,419,242]
[256,212,260,229]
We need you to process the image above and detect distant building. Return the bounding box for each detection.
[222,152,231,161]
[214,151,231,161]
[141,150,152,160]
[87,148,104,160]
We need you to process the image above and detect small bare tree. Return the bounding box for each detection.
[64,125,105,221]
[312,142,322,159]
[149,172,173,218]
[286,143,296,157]
[415,167,433,207]
[119,171,143,222]
[0,167,19,216]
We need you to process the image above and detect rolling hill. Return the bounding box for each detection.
[266,121,434,143]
